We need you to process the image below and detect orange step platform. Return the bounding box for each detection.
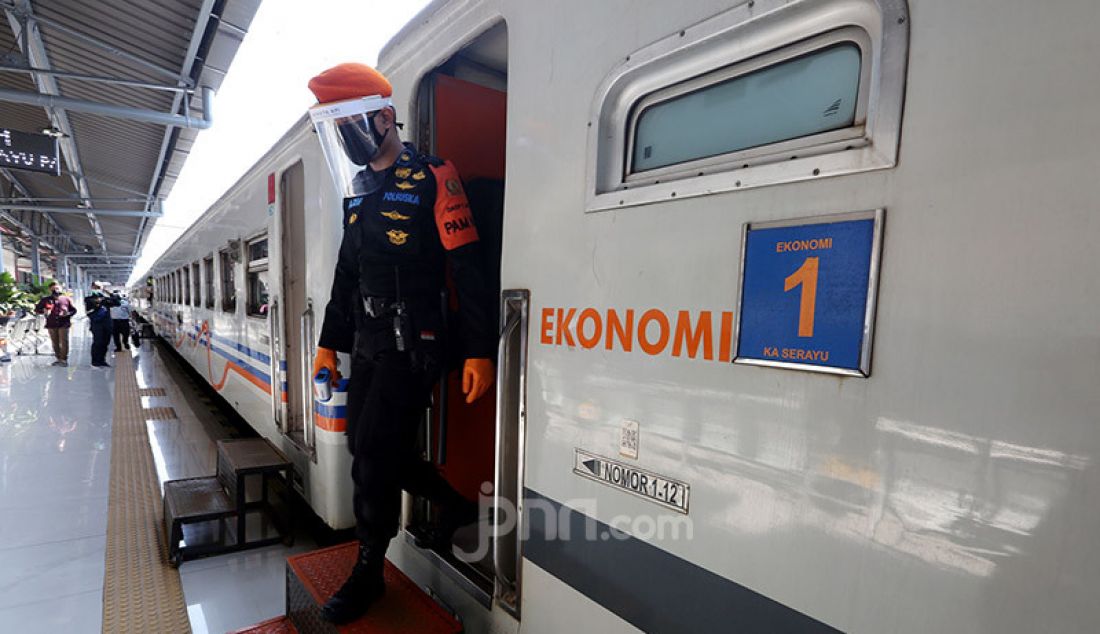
[283,542,464,633]
[230,615,299,634]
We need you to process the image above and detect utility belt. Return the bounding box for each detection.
[360,295,409,352]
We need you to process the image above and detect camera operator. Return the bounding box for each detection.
[84,282,117,368]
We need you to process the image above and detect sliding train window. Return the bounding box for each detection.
[203,256,215,309]
[587,1,908,210]
[191,262,201,307]
[183,268,191,305]
[219,248,237,313]
[629,42,861,173]
[245,236,269,318]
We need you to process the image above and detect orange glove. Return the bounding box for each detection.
[312,346,341,385]
[462,358,495,404]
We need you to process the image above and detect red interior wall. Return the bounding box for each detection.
[432,74,506,501]
[434,74,507,181]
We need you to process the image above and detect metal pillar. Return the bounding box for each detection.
[0,230,5,274]
[31,237,40,281]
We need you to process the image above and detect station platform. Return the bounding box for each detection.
[0,320,467,633]
[0,321,315,633]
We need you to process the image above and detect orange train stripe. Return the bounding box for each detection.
[314,413,347,433]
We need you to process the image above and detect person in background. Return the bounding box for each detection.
[84,282,114,368]
[109,292,131,352]
[34,281,77,367]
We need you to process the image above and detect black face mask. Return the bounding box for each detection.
[336,113,387,166]
[51,290,60,297]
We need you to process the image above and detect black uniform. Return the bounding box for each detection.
[318,144,494,548]
[84,291,116,366]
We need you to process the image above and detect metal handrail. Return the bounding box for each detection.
[268,299,282,430]
[492,289,530,617]
[299,300,316,451]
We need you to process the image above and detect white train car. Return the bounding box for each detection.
[137,0,1100,632]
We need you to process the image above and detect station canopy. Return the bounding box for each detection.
[0,0,261,285]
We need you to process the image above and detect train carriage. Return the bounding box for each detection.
[137,0,1100,632]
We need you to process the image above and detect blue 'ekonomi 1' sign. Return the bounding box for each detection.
[734,210,884,376]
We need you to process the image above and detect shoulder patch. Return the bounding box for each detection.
[430,160,479,251]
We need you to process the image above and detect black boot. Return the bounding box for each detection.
[415,496,479,551]
[321,541,386,624]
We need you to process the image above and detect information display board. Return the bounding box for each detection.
[734,209,884,376]
[0,128,60,175]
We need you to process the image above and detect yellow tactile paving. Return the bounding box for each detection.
[102,350,191,634]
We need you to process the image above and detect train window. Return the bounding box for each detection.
[587,1,907,210]
[203,256,214,309]
[629,43,861,173]
[246,237,269,318]
[220,248,237,313]
[183,267,191,305]
[191,262,201,307]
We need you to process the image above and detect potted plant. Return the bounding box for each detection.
[0,272,32,324]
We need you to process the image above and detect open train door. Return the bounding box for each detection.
[408,21,527,617]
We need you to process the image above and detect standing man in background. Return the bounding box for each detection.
[34,281,77,367]
[84,282,113,368]
[110,292,131,352]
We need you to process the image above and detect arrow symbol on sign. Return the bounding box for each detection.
[582,458,599,476]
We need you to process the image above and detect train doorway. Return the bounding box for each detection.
[278,160,312,452]
[408,21,515,609]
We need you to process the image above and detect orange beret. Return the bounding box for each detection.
[307,63,393,104]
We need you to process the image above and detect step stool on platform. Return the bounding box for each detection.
[163,437,294,566]
[232,542,464,634]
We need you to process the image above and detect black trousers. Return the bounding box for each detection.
[90,321,111,364]
[345,330,462,546]
[112,319,130,350]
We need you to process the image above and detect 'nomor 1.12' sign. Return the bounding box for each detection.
[0,128,60,175]
[734,209,884,376]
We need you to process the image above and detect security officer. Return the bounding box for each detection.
[307,63,495,624]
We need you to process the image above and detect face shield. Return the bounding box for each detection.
[309,95,393,197]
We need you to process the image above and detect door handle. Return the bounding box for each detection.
[300,300,315,450]
[492,289,529,617]
[268,299,282,430]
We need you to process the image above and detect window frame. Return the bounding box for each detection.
[191,262,201,307]
[623,34,870,183]
[585,0,908,211]
[245,235,270,319]
[219,247,238,314]
[182,267,191,305]
[203,255,215,309]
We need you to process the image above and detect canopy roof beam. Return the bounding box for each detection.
[0,167,77,252]
[0,63,195,94]
[135,0,219,259]
[0,203,162,217]
[5,0,107,259]
[0,1,190,86]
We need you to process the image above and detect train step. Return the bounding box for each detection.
[163,438,294,566]
[284,542,464,634]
